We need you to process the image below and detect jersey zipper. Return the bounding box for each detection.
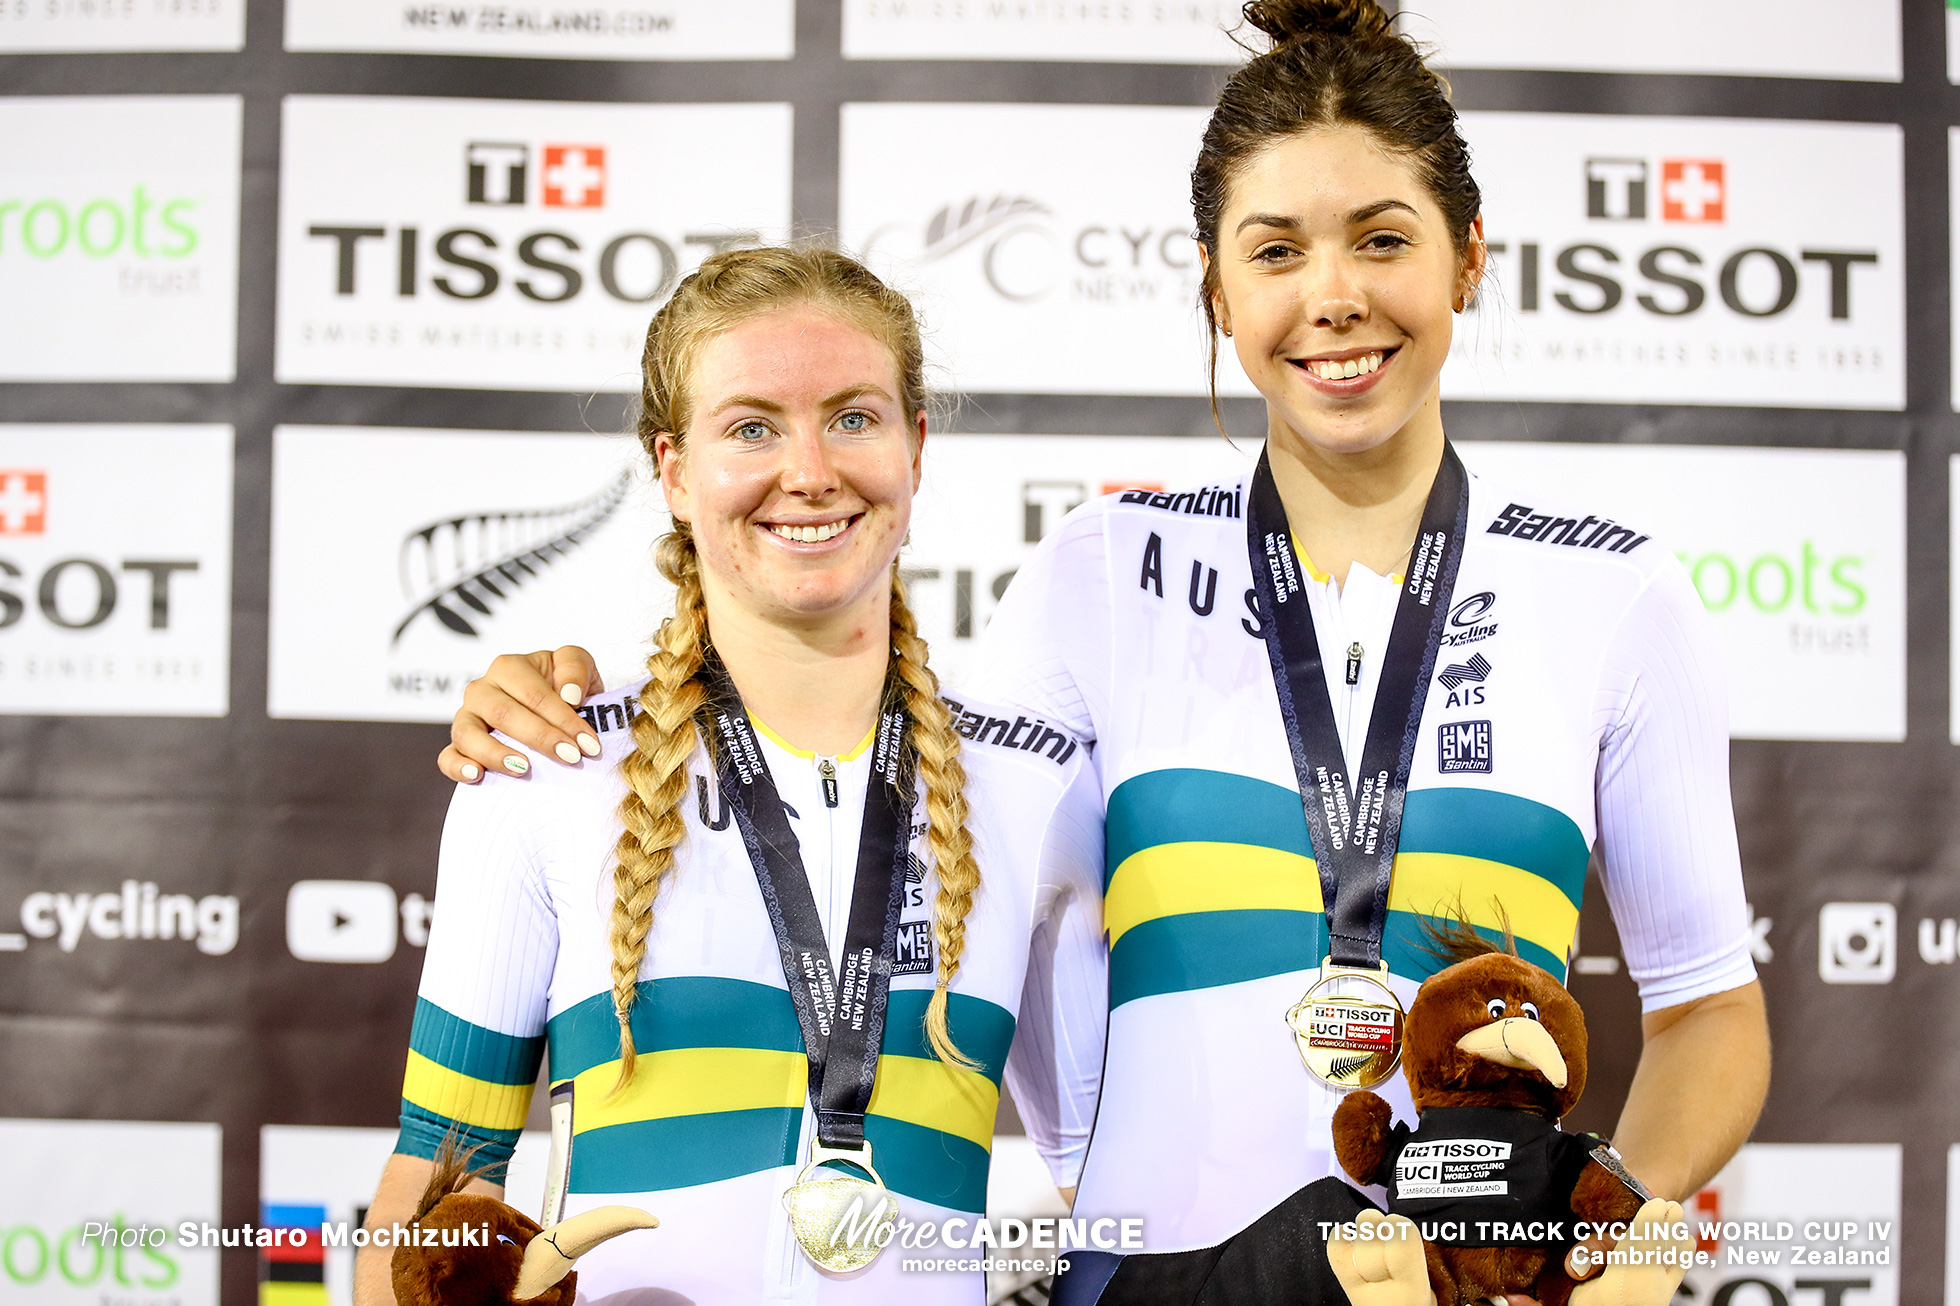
[819,758,839,808]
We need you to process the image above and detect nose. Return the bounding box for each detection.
[1307,254,1368,330]
[778,425,841,497]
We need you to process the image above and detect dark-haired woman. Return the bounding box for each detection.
[436,4,1768,1303]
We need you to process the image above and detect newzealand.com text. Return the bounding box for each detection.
[402,5,675,34]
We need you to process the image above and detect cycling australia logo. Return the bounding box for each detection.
[275,97,791,391]
[1453,113,1902,408]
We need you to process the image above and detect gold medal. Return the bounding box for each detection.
[1285,960,1405,1090]
[781,1141,899,1272]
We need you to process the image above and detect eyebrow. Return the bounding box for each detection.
[1234,199,1421,235]
[708,383,893,418]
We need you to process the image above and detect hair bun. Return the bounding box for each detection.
[1241,0,1393,46]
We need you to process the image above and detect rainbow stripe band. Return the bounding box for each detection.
[1105,769,1589,1008]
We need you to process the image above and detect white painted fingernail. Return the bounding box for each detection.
[503,755,530,775]
[578,733,601,757]
[460,763,481,782]
[554,742,581,765]
[560,683,583,705]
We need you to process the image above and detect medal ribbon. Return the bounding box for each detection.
[697,649,914,1153]
[1245,442,1470,969]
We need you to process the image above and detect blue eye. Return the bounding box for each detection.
[836,411,870,432]
[733,420,771,442]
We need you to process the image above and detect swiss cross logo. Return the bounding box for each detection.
[0,470,47,535]
[1662,159,1725,223]
[543,145,606,209]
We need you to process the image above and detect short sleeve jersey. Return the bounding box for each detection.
[969,465,1757,1254]
[393,681,1107,1306]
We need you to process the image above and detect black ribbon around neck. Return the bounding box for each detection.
[1245,442,1470,970]
[696,649,915,1152]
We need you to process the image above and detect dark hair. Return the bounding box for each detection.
[1193,0,1483,413]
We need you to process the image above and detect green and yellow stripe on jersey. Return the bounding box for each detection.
[1103,768,1590,1008]
[542,975,1012,1213]
[398,998,546,1181]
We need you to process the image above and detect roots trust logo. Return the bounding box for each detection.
[0,97,241,382]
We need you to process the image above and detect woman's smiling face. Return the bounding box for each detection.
[1211,124,1483,458]
[656,304,924,631]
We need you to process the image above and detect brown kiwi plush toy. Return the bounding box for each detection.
[1327,935,1691,1306]
[390,1149,657,1306]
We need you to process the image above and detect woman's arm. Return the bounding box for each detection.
[1002,755,1109,1205]
[438,647,605,782]
[352,1155,504,1306]
[1593,559,1768,1196]
[1613,981,1769,1200]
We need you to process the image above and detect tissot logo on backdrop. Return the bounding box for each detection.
[283,0,791,60]
[1676,1145,1898,1304]
[268,427,669,723]
[0,426,232,717]
[0,1120,221,1306]
[1459,442,1904,743]
[0,0,243,52]
[841,0,1244,63]
[275,97,791,392]
[904,434,1257,686]
[1401,0,1901,80]
[1449,113,1903,408]
[843,104,1251,397]
[0,96,241,382]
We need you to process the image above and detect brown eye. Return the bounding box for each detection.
[1521,1002,1540,1021]
[1485,998,1505,1018]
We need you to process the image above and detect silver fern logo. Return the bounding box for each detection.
[391,470,632,645]
[867,192,1197,306]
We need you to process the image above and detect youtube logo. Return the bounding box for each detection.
[286,880,397,963]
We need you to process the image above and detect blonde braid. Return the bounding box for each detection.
[887,569,981,1071]
[605,529,709,1088]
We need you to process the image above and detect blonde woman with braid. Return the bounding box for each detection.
[356,247,1107,1306]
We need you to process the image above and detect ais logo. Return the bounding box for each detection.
[1485,155,1875,322]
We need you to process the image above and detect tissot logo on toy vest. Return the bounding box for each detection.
[276,97,790,392]
[1445,112,1903,408]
